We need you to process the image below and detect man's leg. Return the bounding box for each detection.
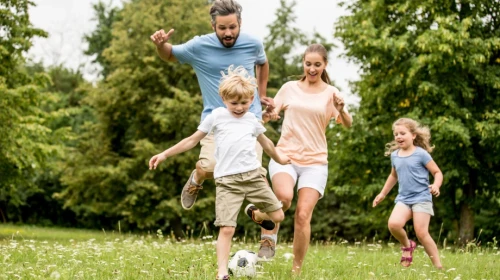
[258,172,295,258]
[180,134,215,210]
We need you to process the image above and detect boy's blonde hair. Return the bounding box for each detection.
[219,65,256,101]
[385,118,434,156]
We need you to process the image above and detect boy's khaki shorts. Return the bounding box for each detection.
[199,133,267,176]
[214,168,282,227]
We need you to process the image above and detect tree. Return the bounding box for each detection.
[0,0,62,221]
[84,1,122,79]
[57,0,215,234]
[18,63,89,227]
[334,0,500,243]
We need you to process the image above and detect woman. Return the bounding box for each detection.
[251,43,352,275]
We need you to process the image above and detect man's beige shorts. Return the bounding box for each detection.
[214,169,282,227]
[199,133,267,176]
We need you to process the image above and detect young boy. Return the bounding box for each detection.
[149,65,289,280]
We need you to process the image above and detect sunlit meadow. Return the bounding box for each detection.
[0,224,498,279]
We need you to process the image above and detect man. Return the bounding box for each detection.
[150,0,276,259]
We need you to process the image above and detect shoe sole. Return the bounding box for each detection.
[245,204,275,230]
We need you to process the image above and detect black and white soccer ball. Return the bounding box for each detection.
[228,250,258,277]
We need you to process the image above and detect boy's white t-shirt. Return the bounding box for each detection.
[197,107,266,178]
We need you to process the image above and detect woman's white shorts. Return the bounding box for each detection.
[269,159,328,198]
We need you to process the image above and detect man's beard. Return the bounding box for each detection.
[217,32,240,48]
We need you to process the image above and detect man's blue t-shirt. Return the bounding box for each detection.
[391,147,433,204]
[172,33,266,121]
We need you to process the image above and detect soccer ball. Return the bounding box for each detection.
[228,250,258,277]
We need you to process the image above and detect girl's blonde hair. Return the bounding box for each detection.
[219,65,256,100]
[385,118,434,156]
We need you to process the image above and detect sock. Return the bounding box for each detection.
[261,234,277,243]
[192,173,203,186]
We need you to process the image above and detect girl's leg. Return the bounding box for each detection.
[216,226,236,278]
[388,203,413,266]
[413,212,443,268]
[292,187,320,275]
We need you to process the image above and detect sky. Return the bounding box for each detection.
[28,0,360,104]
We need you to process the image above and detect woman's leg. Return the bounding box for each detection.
[292,187,320,275]
[413,212,443,268]
[216,226,236,278]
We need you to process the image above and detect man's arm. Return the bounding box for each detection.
[150,29,177,62]
[256,60,273,108]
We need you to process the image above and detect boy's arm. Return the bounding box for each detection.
[372,168,398,207]
[426,160,443,197]
[256,134,290,165]
[149,130,207,169]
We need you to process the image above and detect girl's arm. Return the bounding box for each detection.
[373,168,398,207]
[426,160,443,197]
[149,130,207,170]
[257,134,291,165]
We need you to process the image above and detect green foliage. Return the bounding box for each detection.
[334,0,500,242]
[57,0,214,231]
[264,0,335,96]
[83,1,122,79]
[0,0,65,221]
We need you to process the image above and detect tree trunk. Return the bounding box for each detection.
[459,168,477,245]
[458,199,474,244]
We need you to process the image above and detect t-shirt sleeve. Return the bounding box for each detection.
[171,36,199,64]
[197,113,215,133]
[255,40,267,65]
[253,119,267,137]
[273,82,289,113]
[420,149,433,165]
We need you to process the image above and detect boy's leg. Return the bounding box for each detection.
[244,168,295,258]
[214,174,244,278]
[216,226,236,279]
[181,134,215,210]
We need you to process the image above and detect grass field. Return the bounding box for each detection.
[0,224,498,279]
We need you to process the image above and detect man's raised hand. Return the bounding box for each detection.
[150,29,175,47]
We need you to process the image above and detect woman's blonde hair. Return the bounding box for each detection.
[385,118,434,156]
[219,65,256,100]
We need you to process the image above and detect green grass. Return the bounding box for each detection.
[0,224,498,279]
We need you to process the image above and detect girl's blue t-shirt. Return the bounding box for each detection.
[391,147,433,204]
[172,33,266,122]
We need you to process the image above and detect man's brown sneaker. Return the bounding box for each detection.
[181,170,203,210]
[257,238,276,259]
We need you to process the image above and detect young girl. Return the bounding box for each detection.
[373,118,443,269]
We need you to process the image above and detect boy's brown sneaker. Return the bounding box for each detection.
[257,238,276,259]
[244,204,276,230]
[181,170,203,210]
